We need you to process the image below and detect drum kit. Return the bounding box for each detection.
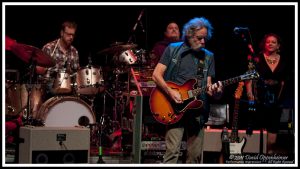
[5,37,147,154]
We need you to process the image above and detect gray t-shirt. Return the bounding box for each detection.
[159,42,215,87]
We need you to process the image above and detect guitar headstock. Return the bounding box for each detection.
[240,70,260,81]
[234,82,244,99]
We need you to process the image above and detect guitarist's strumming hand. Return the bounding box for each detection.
[167,87,183,104]
[207,81,223,99]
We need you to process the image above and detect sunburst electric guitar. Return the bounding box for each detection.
[229,82,246,155]
[149,71,259,125]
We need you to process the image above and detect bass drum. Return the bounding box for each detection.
[37,96,95,127]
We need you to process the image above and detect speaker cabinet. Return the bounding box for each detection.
[19,126,90,163]
[203,128,267,153]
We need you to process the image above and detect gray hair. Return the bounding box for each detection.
[181,17,213,42]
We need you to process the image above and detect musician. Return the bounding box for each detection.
[36,21,80,95]
[149,21,181,68]
[152,17,223,163]
[246,33,288,154]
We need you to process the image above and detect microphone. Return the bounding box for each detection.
[128,9,145,43]
[137,9,145,23]
[132,9,145,32]
[233,27,249,34]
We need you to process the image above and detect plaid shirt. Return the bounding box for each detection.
[42,39,79,75]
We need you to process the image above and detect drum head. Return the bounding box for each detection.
[37,96,95,127]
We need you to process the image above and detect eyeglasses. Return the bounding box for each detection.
[64,31,75,37]
[195,36,208,41]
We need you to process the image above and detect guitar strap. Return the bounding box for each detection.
[195,50,205,88]
[196,58,205,86]
[163,42,184,81]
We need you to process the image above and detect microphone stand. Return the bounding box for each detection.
[128,8,145,43]
[238,29,257,137]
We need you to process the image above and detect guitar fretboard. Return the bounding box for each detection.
[190,70,258,98]
[191,75,242,97]
[231,98,241,142]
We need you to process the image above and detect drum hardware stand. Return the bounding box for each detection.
[95,89,115,163]
[97,90,109,164]
[11,57,37,163]
[112,67,134,153]
[135,49,146,66]
[24,58,38,126]
[6,70,35,116]
[88,54,93,68]
[97,116,105,163]
[113,70,125,130]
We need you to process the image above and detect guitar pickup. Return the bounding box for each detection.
[187,90,194,98]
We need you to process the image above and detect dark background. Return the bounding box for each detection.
[4,4,296,128]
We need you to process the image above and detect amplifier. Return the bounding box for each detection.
[140,141,187,163]
[18,126,90,163]
[141,150,186,163]
[141,141,186,151]
[203,128,267,153]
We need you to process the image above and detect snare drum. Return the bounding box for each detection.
[37,96,95,127]
[76,65,104,95]
[52,70,72,94]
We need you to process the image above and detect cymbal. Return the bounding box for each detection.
[98,43,137,55]
[10,43,55,67]
[5,36,17,51]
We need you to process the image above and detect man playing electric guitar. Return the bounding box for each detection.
[152,17,223,163]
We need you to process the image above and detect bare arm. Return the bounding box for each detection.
[152,63,183,103]
[245,80,255,101]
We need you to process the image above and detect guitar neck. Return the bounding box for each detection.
[231,99,240,142]
[221,76,243,87]
[231,81,244,143]
[192,75,243,97]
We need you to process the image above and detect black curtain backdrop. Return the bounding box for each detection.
[4,4,296,115]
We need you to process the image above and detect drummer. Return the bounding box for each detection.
[37,20,80,96]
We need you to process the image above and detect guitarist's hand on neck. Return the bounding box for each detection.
[207,80,224,100]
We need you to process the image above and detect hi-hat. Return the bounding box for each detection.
[10,43,55,67]
[98,42,137,55]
